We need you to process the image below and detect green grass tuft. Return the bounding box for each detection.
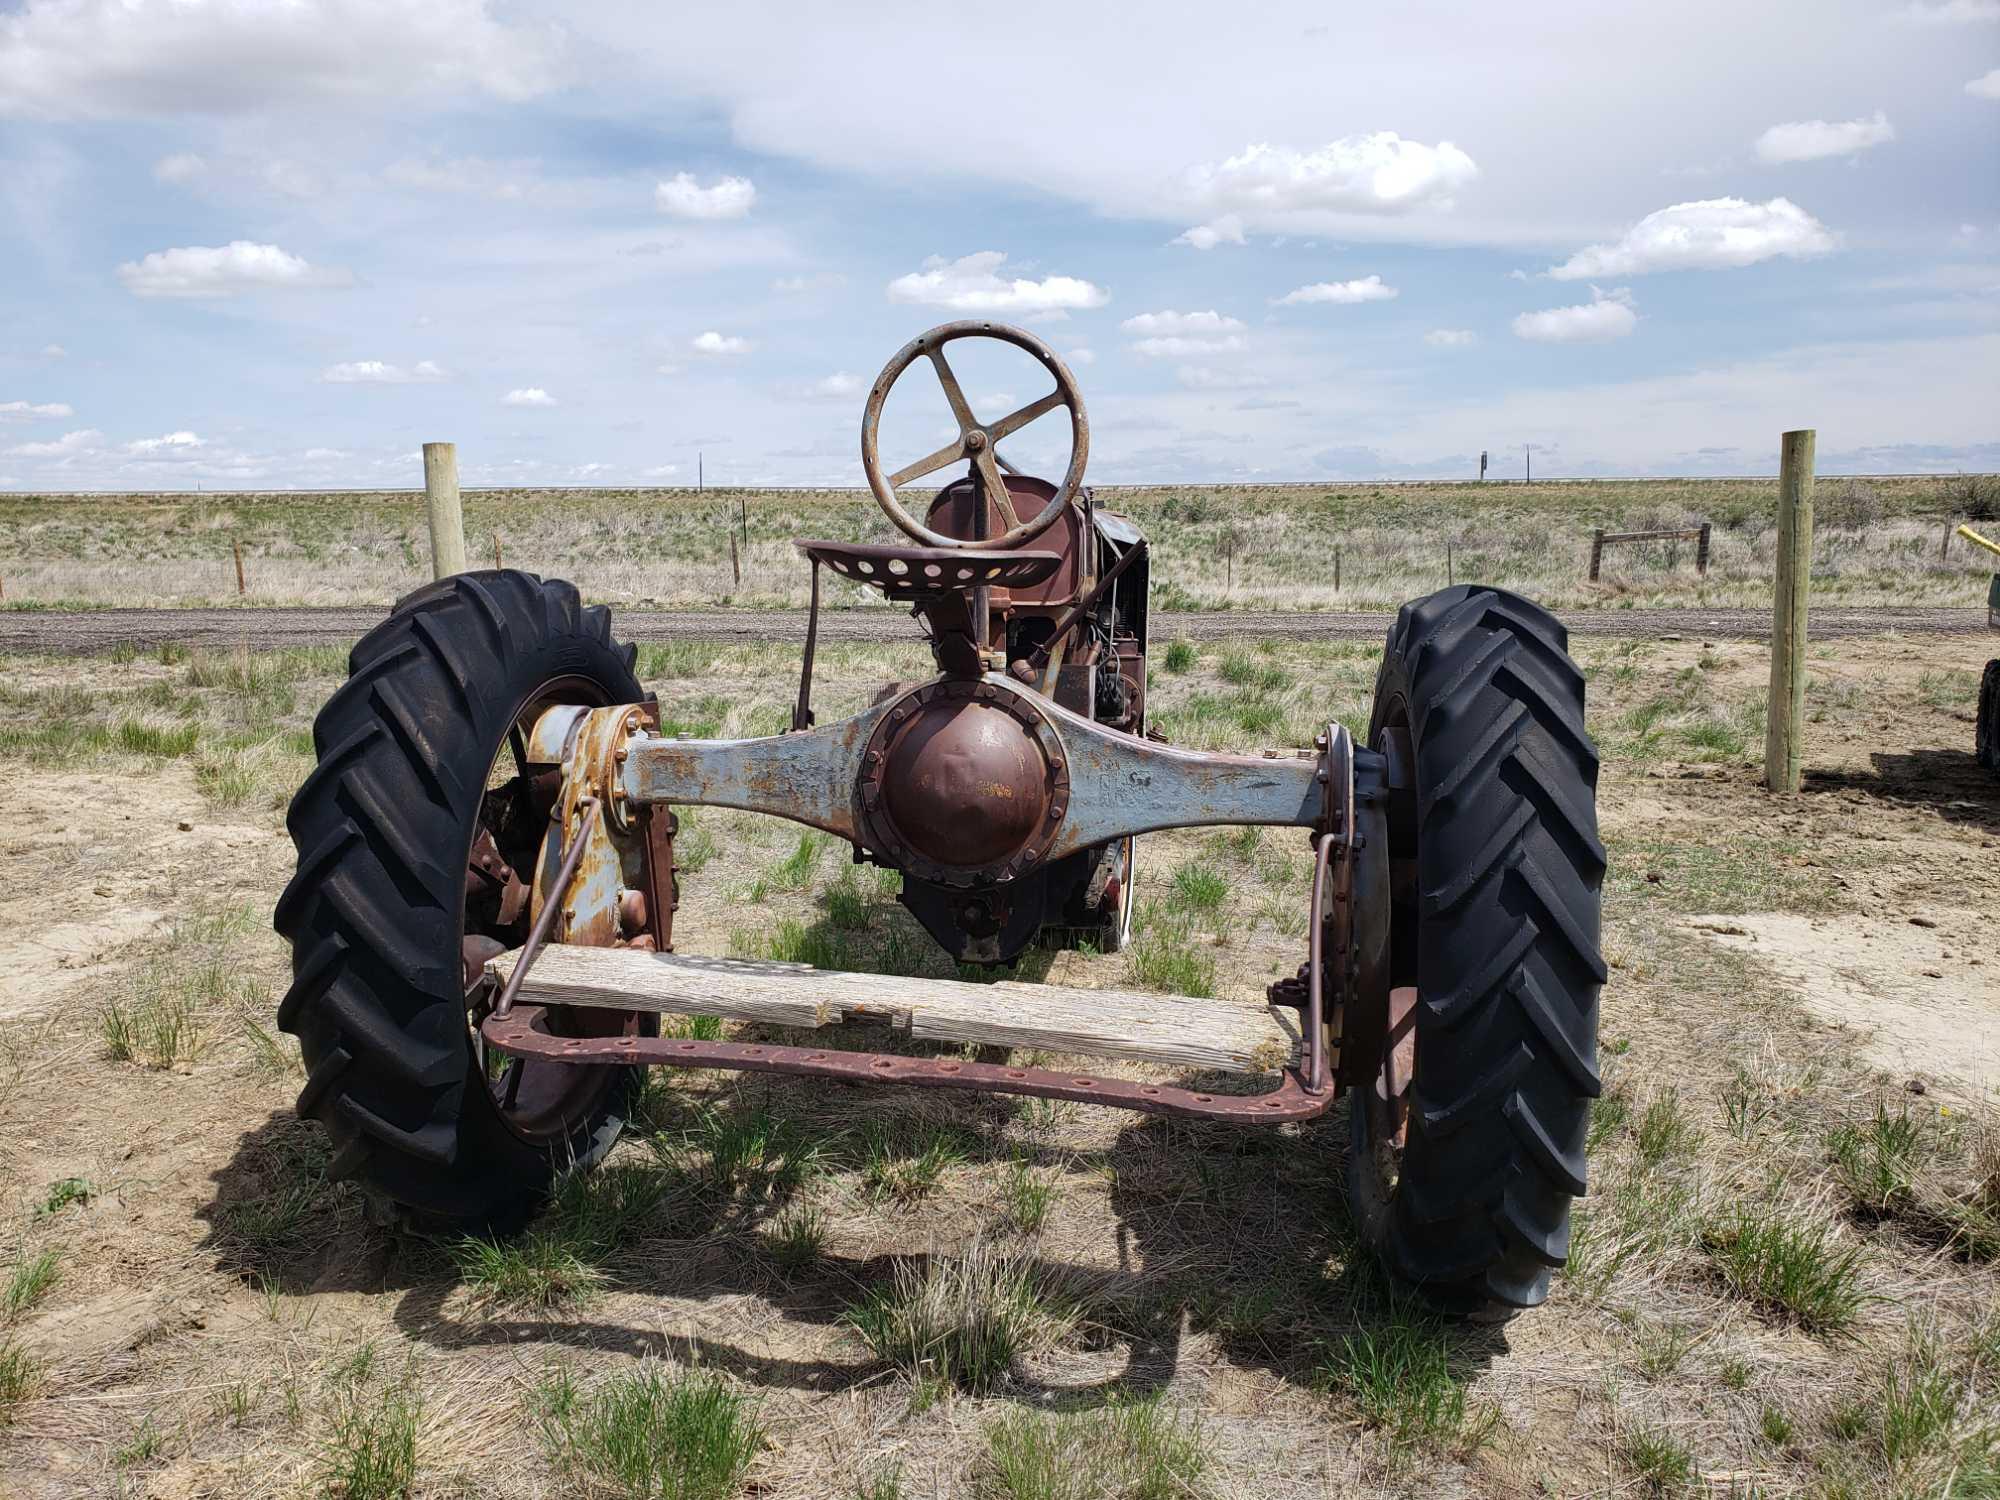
[1623,1424,1693,1496]
[533,1363,762,1500]
[1162,639,1196,674]
[844,1238,1067,1395]
[5,1248,61,1317]
[318,1383,419,1500]
[981,1393,1208,1500]
[1315,1301,1496,1451]
[1701,1203,1868,1334]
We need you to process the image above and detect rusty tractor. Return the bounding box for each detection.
[274,321,1605,1317]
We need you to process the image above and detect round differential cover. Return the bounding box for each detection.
[859,680,1070,887]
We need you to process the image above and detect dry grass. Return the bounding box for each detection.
[2,475,1995,610]
[0,622,1995,1496]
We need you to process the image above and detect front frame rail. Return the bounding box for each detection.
[481,1004,1335,1123]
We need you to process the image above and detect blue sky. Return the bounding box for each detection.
[1,0,1996,491]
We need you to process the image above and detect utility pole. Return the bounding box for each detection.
[1525,444,1532,484]
[698,451,704,493]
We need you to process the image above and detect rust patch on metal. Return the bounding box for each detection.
[482,1004,1335,1124]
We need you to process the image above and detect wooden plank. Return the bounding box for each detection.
[487,946,1299,1075]
[1765,429,1814,793]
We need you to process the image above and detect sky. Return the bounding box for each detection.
[0,0,1996,492]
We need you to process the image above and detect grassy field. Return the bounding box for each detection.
[0,622,1996,1497]
[2,475,1997,613]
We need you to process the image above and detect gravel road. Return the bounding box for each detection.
[0,604,1985,655]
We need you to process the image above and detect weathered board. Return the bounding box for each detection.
[486,946,1299,1075]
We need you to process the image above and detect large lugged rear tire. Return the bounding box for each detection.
[274,570,647,1230]
[1351,585,1606,1317]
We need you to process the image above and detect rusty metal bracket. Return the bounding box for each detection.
[480,1004,1335,1123]
[493,796,600,1020]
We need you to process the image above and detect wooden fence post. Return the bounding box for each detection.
[1334,546,1341,594]
[493,532,503,570]
[1589,529,1605,582]
[730,534,741,588]
[421,441,468,579]
[232,538,246,597]
[1447,541,1455,587]
[1696,522,1711,577]
[1764,430,1815,793]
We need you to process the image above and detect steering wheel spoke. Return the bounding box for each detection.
[973,448,1022,531]
[927,348,979,432]
[987,388,1064,445]
[889,435,970,489]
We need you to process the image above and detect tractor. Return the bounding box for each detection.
[274,321,1605,1318]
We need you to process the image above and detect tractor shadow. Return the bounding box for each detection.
[198,1073,1508,1407]
[1804,748,2000,832]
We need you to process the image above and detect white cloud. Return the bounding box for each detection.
[1899,1,2000,21]
[772,271,845,293]
[1754,112,1894,164]
[691,331,752,356]
[1183,133,1478,224]
[1513,287,1638,343]
[7,428,102,457]
[1548,198,1835,278]
[116,241,353,298]
[1119,310,1245,336]
[0,0,561,119]
[655,363,684,376]
[502,388,557,407]
[1173,214,1246,250]
[303,447,346,460]
[383,156,538,200]
[654,172,757,220]
[0,400,74,419]
[322,360,445,384]
[807,371,862,399]
[1273,275,1397,306]
[1130,335,1248,358]
[887,251,1108,315]
[127,430,203,453]
[152,152,206,184]
[1969,68,2000,99]
[1176,366,1268,390]
[40,345,65,359]
[1424,329,1478,347]
[1066,347,1096,366]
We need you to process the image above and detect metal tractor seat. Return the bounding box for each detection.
[795,540,1061,602]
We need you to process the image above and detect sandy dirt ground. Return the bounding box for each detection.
[0,624,1995,1498]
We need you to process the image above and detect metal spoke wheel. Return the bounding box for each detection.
[860,320,1089,550]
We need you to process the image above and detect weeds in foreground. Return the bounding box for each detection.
[1000,1155,1057,1233]
[1701,1203,1868,1334]
[1623,1424,1694,1496]
[1124,906,1215,998]
[35,1177,93,1219]
[980,1394,1208,1500]
[1315,1299,1497,1452]
[860,1120,969,1203]
[763,1204,827,1269]
[318,1382,419,1500]
[101,976,208,1068]
[0,1341,42,1420]
[844,1238,1072,1394]
[533,1363,762,1500]
[454,1231,607,1311]
[1162,639,1196,674]
[4,1248,60,1317]
[454,1162,671,1310]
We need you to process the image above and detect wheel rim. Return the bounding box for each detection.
[1354,701,1420,1230]
[460,673,642,1145]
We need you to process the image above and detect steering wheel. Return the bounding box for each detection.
[860,320,1089,550]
